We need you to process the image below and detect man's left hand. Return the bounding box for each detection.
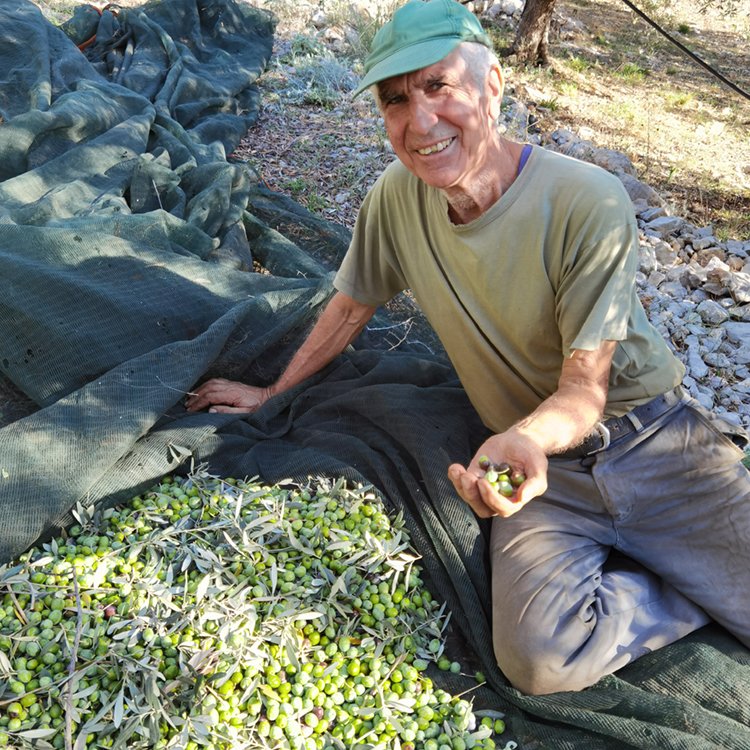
[448,431,548,518]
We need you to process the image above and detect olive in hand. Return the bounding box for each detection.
[477,455,526,498]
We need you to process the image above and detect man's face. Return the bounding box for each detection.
[377,46,503,193]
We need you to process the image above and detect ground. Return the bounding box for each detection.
[505,0,750,239]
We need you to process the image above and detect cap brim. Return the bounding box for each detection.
[352,37,461,98]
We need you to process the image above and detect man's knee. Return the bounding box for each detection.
[495,644,601,696]
[494,617,606,695]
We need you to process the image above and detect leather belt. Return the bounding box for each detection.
[555,386,685,460]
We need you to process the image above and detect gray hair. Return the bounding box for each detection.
[458,41,501,91]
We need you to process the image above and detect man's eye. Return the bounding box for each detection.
[428,81,445,92]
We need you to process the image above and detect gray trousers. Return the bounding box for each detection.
[490,392,750,695]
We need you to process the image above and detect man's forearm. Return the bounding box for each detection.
[510,386,605,454]
[509,342,616,455]
[448,345,614,518]
[269,291,377,397]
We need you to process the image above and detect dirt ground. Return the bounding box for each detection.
[515,0,750,238]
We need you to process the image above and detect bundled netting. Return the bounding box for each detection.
[1,1,749,748]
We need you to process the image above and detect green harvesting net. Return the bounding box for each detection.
[0,1,749,748]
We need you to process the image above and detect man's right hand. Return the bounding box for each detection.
[185,378,273,414]
[184,293,376,416]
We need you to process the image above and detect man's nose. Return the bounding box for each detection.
[409,96,438,133]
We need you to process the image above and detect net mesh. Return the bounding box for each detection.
[1,1,749,748]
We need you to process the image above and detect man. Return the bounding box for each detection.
[187,0,750,695]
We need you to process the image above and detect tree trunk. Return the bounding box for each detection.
[511,0,558,66]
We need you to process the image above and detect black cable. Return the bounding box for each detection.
[619,0,750,102]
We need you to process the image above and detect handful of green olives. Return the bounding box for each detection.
[477,456,526,498]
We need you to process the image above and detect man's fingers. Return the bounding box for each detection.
[449,463,537,518]
[208,405,255,414]
[448,464,497,518]
[513,474,547,505]
[185,379,225,410]
[476,479,527,517]
[184,395,208,412]
[448,463,478,497]
[185,380,266,413]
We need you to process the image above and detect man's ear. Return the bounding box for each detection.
[487,63,505,121]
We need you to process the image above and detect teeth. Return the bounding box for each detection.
[417,138,452,155]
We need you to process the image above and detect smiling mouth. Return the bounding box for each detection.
[416,137,454,156]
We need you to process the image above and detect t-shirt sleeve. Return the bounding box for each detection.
[333,164,409,307]
[554,179,640,355]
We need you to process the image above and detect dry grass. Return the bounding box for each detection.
[498,0,750,239]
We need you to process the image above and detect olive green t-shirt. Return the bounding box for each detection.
[334,147,684,433]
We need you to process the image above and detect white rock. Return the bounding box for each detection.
[727,239,747,258]
[694,225,714,238]
[639,206,668,222]
[522,84,547,102]
[693,386,715,410]
[692,235,717,250]
[590,148,636,176]
[686,340,709,380]
[722,410,745,426]
[696,299,730,326]
[724,321,750,347]
[310,9,328,28]
[549,128,576,145]
[728,272,750,304]
[618,173,665,208]
[645,215,684,237]
[704,352,732,369]
[639,245,657,275]
[647,270,666,287]
[660,280,688,299]
[499,0,524,15]
[653,239,678,266]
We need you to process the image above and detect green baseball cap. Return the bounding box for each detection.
[353,0,492,97]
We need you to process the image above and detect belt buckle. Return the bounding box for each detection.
[585,421,611,456]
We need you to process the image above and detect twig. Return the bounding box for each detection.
[8,589,28,626]
[155,376,198,397]
[151,179,164,211]
[65,575,84,750]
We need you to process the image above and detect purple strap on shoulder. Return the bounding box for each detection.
[517,144,533,175]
